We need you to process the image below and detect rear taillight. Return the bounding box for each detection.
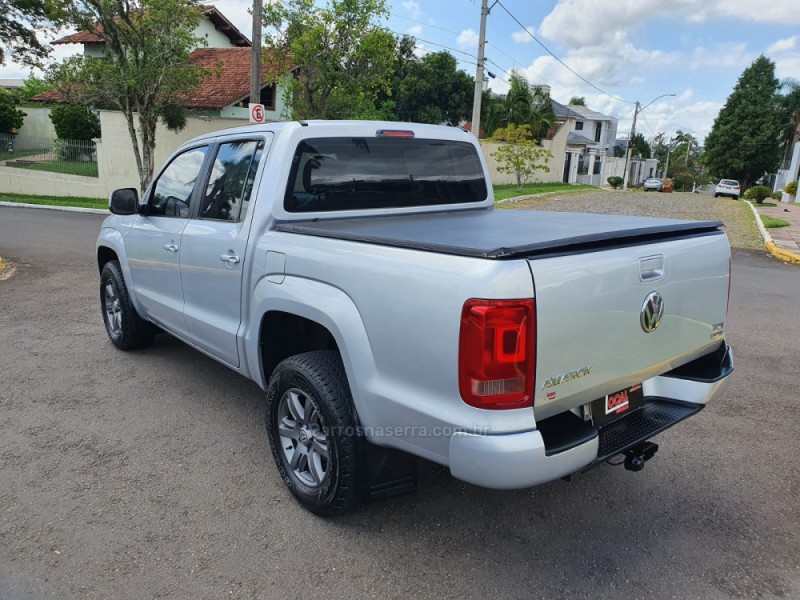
[458,299,536,409]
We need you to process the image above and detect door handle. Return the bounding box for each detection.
[163,242,179,253]
[219,253,240,264]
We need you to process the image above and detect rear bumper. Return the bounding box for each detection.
[448,344,733,490]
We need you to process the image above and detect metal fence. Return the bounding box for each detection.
[0,133,99,178]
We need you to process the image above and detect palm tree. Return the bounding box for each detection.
[674,130,697,167]
[497,73,555,141]
[527,85,555,141]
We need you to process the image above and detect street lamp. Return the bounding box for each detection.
[622,93,677,190]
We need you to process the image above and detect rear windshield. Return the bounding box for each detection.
[721,179,739,186]
[284,137,488,213]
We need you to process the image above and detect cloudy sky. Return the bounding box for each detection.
[3,0,799,143]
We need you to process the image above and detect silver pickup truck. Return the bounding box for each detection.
[97,120,733,515]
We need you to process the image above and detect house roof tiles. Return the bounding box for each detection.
[31,47,290,110]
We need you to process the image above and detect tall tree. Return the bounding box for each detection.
[629,132,651,159]
[0,0,63,66]
[704,56,782,187]
[650,132,668,172]
[568,96,586,106]
[673,130,697,167]
[778,79,800,167]
[0,87,25,134]
[392,51,473,125]
[51,0,208,191]
[263,0,396,120]
[494,73,555,140]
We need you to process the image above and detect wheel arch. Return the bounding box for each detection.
[97,245,118,273]
[247,276,379,429]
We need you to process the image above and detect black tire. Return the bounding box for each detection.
[100,260,154,350]
[266,350,361,516]
[714,193,719,198]
[733,195,739,200]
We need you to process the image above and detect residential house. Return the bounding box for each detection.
[553,101,618,186]
[0,79,25,92]
[33,5,290,122]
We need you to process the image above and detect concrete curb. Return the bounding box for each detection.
[496,186,603,205]
[744,200,800,265]
[0,201,108,215]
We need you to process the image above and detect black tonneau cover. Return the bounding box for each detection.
[275,209,723,259]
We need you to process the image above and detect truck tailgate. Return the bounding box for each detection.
[529,231,730,421]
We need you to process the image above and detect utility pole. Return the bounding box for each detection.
[249,0,263,106]
[470,0,489,139]
[622,101,639,190]
[664,137,673,179]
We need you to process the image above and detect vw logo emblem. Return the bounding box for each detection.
[640,291,664,333]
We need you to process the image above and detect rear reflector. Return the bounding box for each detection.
[459,299,535,409]
[376,129,415,138]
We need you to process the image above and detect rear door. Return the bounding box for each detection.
[179,136,269,366]
[127,145,209,336]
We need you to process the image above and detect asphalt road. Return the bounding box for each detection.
[1,204,799,599]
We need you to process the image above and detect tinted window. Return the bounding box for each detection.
[284,137,487,213]
[721,179,739,186]
[201,140,263,222]
[150,147,208,217]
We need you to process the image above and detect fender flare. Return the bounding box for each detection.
[96,227,146,316]
[245,275,380,428]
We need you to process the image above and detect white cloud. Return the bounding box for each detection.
[456,28,478,50]
[412,43,429,59]
[775,54,800,79]
[767,36,797,56]
[690,43,753,69]
[511,26,535,44]
[539,0,663,49]
[406,24,422,36]
[539,0,800,50]
[689,0,800,24]
[401,1,422,20]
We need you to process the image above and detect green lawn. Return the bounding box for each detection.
[761,215,790,229]
[15,160,99,178]
[0,193,107,210]
[493,182,596,201]
[0,149,43,161]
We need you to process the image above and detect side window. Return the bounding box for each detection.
[200,140,264,222]
[150,147,208,217]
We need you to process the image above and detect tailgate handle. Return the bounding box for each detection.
[639,256,664,281]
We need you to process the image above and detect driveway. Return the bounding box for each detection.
[1,204,799,599]
[500,189,764,252]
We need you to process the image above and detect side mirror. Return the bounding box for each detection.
[109,188,139,215]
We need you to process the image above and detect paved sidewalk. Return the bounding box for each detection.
[755,201,800,251]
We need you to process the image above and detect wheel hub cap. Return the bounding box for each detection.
[276,388,330,488]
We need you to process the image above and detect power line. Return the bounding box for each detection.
[494,1,636,106]
[383,26,479,61]
[390,11,520,71]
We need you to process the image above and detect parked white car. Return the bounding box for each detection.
[714,179,740,199]
[643,178,663,192]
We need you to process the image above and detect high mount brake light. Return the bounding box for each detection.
[458,299,536,409]
[376,130,415,138]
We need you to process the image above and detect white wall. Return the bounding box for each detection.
[193,19,235,49]
[480,130,567,186]
[96,110,247,194]
[0,165,102,198]
[15,106,56,149]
